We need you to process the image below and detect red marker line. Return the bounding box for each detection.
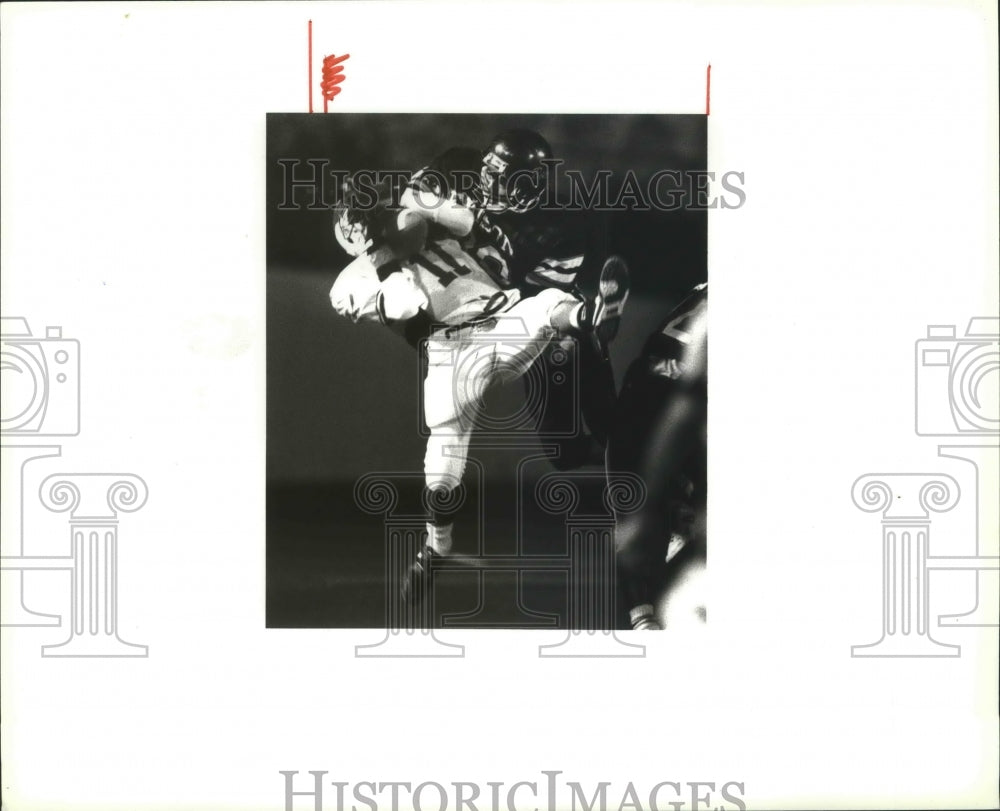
[321,53,350,112]
[308,21,314,113]
[706,64,711,115]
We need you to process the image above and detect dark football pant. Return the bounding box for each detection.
[531,336,617,469]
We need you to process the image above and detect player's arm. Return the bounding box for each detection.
[369,242,437,347]
[375,267,429,322]
[400,149,481,238]
[368,208,435,323]
[400,182,475,238]
[378,208,431,259]
[332,261,435,348]
[330,230,430,327]
[378,279,435,349]
[523,216,587,289]
[526,252,586,288]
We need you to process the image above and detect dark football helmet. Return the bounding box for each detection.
[480,129,552,213]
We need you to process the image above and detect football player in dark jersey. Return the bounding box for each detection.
[607,283,707,630]
[401,129,621,469]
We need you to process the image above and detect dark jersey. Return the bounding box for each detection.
[611,283,708,488]
[636,282,708,385]
[608,283,708,593]
[409,147,587,291]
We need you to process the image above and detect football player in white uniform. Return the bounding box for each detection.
[329,180,630,606]
[400,130,621,469]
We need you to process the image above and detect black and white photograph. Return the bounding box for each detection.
[3,3,997,809]
[267,114,715,630]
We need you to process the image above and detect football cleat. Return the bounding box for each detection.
[399,544,438,607]
[589,255,631,351]
[629,604,663,631]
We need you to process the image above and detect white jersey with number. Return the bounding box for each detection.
[400,237,509,324]
[330,237,513,328]
[329,236,580,495]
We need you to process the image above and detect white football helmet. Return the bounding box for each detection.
[334,205,373,257]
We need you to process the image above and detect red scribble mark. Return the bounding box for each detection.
[706,64,711,115]
[321,53,350,112]
[308,21,314,113]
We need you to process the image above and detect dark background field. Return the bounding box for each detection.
[266,114,707,628]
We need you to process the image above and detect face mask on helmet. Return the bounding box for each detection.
[333,175,397,257]
[480,129,552,214]
[334,206,373,257]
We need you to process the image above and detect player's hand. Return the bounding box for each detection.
[400,187,475,238]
